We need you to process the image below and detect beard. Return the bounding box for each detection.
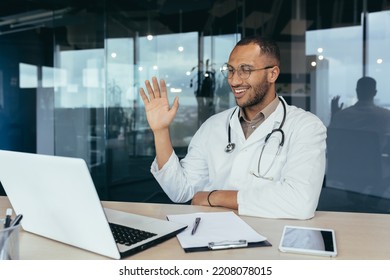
[236,79,271,109]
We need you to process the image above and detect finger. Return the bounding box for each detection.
[139,87,149,104]
[168,96,180,120]
[160,79,168,98]
[144,79,155,99]
[151,76,161,98]
[171,96,179,113]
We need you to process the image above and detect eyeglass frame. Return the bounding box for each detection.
[220,63,275,80]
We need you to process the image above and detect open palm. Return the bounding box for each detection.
[139,77,179,132]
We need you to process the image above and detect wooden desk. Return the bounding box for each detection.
[1,196,389,260]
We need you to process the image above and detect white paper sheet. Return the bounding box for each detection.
[167,211,267,249]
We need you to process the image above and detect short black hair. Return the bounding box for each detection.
[236,36,280,64]
[356,76,377,101]
[357,76,376,92]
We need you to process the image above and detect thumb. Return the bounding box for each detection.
[170,96,179,114]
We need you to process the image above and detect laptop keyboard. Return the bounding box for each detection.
[109,223,157,246]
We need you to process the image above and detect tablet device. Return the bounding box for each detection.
[279,225,337,257]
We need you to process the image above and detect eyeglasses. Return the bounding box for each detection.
[220,63,274,80]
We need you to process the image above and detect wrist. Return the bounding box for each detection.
[152,127,170,137]
[207,190,218,207]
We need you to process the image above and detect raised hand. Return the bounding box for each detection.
[139,77,179,132]
[331,95,343,117]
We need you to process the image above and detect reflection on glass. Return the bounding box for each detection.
[306,26,362,126]
[367,11,390,109]
[282,227,326,251]
[56,49,104,108]
[54,49,105,167]
[327,77,390,200]
[19,63,38,88]
[42,66,54,88]
[306,9,390,212]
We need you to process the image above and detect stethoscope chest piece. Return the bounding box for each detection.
[225,142,235,153]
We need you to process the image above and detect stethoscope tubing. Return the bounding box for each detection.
[225,96,287,179]
[225,96,286,152]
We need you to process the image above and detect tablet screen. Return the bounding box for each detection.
[279,226,337,257]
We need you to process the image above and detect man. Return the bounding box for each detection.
[330,77,390,133]
[327,77,390,200]
[139,36,326,219]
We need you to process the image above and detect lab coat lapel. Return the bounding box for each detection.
[229,107,246,143]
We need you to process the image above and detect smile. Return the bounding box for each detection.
[233,88,248,98]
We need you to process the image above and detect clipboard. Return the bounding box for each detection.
[183,239,272,253]
[167,211,272,252]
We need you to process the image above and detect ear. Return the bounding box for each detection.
[267,66,280,83]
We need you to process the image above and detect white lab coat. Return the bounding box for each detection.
[151,97,327,219]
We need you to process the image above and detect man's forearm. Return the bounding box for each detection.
[192,190,238,210]
[209,190,238,209]
[153,128,174,170]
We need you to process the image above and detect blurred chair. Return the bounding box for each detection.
[326,127,389,199]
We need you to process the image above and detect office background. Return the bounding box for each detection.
[0,0,389,214]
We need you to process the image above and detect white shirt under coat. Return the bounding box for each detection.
[151,97,327,219]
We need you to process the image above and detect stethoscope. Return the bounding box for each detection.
[225,96,286,180]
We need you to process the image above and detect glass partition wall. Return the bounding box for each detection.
[1,0,389,213]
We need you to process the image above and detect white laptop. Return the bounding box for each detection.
[0,150,187,259]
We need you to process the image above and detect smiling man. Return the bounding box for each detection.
[139,36,326,219]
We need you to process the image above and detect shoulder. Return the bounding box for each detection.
[283,104,327,141]
[286,103,324,127]
[374,105,390,114]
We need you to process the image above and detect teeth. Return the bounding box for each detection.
[235,89,246,93]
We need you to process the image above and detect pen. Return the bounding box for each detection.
[191,217,201,235]
[4,208,12,228]
[10,214,23,227]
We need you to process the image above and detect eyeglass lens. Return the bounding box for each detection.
[221,64,270,79]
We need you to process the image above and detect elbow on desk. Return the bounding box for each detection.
[238,190,318,219]
[164,190,192,204]
[238,199,317,219]
[283,199,318,220]
[290,210,315,220]
[238,208,315,220]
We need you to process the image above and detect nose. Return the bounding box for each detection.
[229,70,243,86]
